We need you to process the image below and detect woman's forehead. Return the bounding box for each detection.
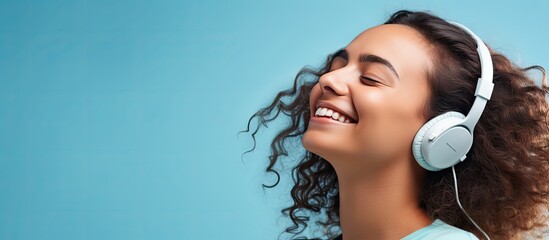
[344,24,434,78]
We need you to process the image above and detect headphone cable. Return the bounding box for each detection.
[451,165,491,240]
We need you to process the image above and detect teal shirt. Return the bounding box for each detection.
[332,219,479,240]
[402,219,479,240]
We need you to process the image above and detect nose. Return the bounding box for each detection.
[318,67,353,96]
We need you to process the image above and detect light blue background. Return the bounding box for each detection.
[1,0,547,239]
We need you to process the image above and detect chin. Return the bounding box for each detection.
[302,130,346,162]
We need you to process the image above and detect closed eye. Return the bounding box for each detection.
[360,75,382,85]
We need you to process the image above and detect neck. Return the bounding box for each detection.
[333,157,432,240]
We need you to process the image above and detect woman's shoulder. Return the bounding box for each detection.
[330,219,479,240]
[402,219,479,240]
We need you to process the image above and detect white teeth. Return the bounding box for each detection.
[319,108,328,116]
[315,108,322,115]
[314,107,354,123]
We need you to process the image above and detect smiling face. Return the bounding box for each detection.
[302,24,434,170]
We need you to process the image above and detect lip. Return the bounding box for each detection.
[314,101,358,123]
[310,114,352,125]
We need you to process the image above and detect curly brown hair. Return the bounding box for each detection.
[241,10,549,240]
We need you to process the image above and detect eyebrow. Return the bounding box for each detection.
[333,49,400,80]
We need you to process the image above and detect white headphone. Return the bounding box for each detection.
[412,21,494,171]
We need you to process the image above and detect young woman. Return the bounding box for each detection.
[242,10,549,240]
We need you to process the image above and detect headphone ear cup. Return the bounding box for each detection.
[412,112,467,171]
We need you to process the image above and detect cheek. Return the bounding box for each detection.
[352,89,427,156]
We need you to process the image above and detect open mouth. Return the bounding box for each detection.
[314,107,358,124]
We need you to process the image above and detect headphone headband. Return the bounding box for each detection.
[448,21,494,131]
